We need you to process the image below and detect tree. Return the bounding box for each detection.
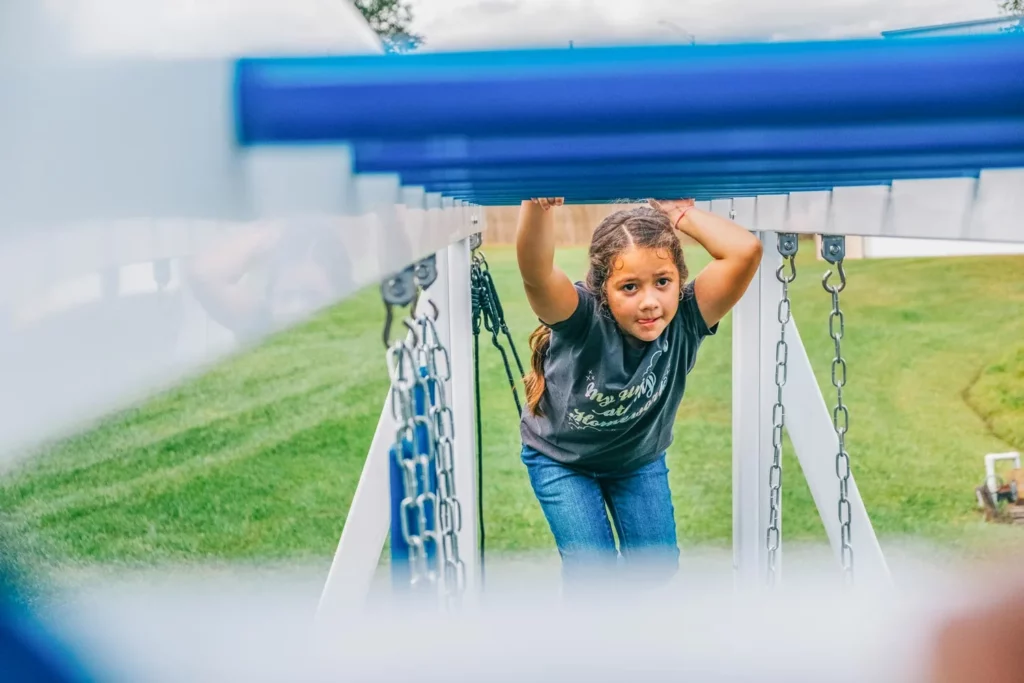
[353,0,423,52]
[998,0,1023,14]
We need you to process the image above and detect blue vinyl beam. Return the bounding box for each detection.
[234,33,1024,204]
[428,174,988,203]
[235,34,1024,141]
[411,165,996,203]
[397,151,1024,186]
[421,173,982,194]
[350,119,1024,173]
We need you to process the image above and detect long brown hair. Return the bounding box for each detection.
[523,205,688,416]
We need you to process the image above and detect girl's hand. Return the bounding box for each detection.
[652,197,762,330]
[517,197,577,326]
[530,197,564,211]
[649,198,695,230]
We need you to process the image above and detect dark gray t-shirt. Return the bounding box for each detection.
[520,280,717,474]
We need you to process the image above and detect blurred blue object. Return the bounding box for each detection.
[0,574,94,683]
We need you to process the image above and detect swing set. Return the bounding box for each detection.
[300,33,1024,610]
[2,8,1024,678]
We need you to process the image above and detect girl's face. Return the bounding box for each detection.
[604,245,681,342]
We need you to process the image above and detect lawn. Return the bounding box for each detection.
[1,242,1023,580]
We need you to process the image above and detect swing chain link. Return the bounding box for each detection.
[417,314,467,604]
[383,255,466,601]
[767,233,798,586]
[386,325,438,589]
[821,235,854,583]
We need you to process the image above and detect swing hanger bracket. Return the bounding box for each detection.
[821,235,846,264]
[381,265,418,348]
[820,235,847,294]
[413,254,438,291]
[777,233,799,259]
[382,256,445,348]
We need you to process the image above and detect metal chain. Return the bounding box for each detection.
[386,325,439,590]
[380,256,438,594]
[821,235,853,583]
[382,254,466,602]
[417,314,466,604]
[767,233,798,586]
[410,257,464,602]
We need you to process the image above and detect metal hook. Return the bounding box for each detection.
[382,303,395,349]
[382,304,421,348]
[822,260,847,294]
[381,266,418,348]
[474,251,489,271]
[403,317,418,342]
[820,235,847,294]
[775,259,796,285]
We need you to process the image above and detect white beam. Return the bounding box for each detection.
[826,186,890,238]
[446,218,480,602]
[732,195,785,590]
[967,168,1024,242]
[886,177,975,240]
[753,170,1024,244]
[1,61,246,227]
[731,243,763,590]
[428,198,481,604]
[315,391,395,621]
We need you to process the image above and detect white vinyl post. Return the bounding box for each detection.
[433,198,481,602]
[315,389,395,620]
[731,227,760,591]
[449,201,480,600]
[732,195,789,590]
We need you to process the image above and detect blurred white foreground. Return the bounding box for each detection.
[20,544,1021,683]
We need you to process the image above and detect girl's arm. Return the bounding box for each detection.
[186,225,279,331]
[515,198,579,325]
[652,199,763,328]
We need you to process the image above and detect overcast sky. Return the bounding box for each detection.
[407,0,1009,50]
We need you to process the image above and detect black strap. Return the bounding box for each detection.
[476,259,523,414]
[470,265,486,584]
[482,267,526,379]
[469,250,525,589]
[473,331,485,584]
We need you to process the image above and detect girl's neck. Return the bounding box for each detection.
[622,331,648,350]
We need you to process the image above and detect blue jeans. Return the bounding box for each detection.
[521,444,679,591]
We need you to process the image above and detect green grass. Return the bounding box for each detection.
[966,345,1024,452]
[2,244,1023,576]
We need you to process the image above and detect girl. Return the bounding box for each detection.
[516,197,762,590]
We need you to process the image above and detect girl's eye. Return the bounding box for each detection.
[622,283,637,292]
[658,278,671,286]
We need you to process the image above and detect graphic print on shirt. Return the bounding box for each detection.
[567,335,671,431]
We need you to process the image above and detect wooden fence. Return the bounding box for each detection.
[483,203,863,259]
[482,204,650,246]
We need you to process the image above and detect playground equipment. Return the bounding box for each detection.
[977,452,1024,524]
[4,0,1024,588]
[2,1,1024,679]
[305,33,1024,607]
[985,452,1022,502]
